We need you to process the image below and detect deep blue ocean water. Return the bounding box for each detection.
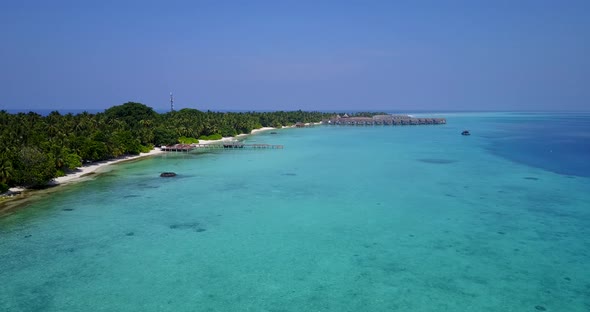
[1,112,589,311]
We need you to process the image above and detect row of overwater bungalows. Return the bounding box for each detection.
[323,114,446,126]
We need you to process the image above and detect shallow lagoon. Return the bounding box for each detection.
[1,113,589,311]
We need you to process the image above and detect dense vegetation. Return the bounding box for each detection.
[0,102,337,189]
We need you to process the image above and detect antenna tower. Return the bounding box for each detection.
[170,92,174,112]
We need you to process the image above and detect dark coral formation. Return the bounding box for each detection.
[169,222,205,232]
[418,158,457,164]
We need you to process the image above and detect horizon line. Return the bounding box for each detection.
[3,107,590,114]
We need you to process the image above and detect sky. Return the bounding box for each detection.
[1,0,589,112]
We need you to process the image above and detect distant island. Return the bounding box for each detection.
[0,102,396,192]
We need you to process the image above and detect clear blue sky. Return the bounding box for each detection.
[1,0,589,111]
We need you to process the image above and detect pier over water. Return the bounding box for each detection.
[324,114,446,126]
[162,114,445,152]
[161,143,284,152]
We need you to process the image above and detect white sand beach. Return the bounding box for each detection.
[1,148,165,212]
[4,124,305,196]
[5,148,164,194]
[52,148,165,186]
[0,122,317,215]
[197,126,278,144]
[250,126,277,134]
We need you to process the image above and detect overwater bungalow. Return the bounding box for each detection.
[323,114,446,126]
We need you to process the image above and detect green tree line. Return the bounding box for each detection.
[0,102,337,190]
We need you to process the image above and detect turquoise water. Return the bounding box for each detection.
[1,113,589,311]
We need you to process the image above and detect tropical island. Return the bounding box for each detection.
[0,102,385,194]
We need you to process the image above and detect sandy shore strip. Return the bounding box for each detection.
[3,123,316,199]
[4,148,165,195]
[53,148,165,186]
[6,126,281,194]
[250,126,277,134]
[197,127,279,145]
[5,126,280,194]
[0,148,165,214]
[0,123,319,214]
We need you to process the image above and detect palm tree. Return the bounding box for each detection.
[0,155,13,184]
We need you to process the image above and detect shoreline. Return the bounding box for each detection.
[196,127,278,144]
[53,148,166,186]
[6,148,165,194]
[0,148,166,217]
[0,124,301,216]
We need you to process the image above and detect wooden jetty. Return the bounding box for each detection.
[161,142,284,152]
[323,114,446,126]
